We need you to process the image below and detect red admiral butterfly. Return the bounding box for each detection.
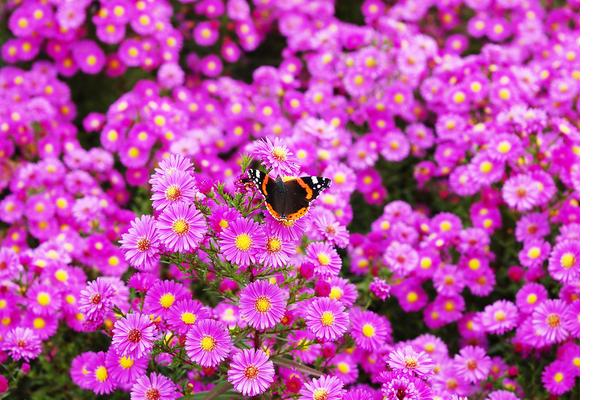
[247,169,331,223]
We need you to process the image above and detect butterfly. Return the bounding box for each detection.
[247,169,331,223]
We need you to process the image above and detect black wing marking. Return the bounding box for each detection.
[282,176,331,219]
[248,169,286,219]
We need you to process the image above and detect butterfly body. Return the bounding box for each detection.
[247,169,331,222]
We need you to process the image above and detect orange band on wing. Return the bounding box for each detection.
[265,201,283,220]
[295,178,313,199]
[261,174,270,196]
[286,207,309,222]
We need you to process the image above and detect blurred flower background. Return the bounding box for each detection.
[0,0,579,399]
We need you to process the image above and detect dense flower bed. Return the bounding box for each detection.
[0,0,579,399]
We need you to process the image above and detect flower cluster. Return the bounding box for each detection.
[0,0,579,398]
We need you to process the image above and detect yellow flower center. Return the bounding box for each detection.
[235,233,252,251]
[526,294,538,304]
[200,335,216,351]
[255,296,272,313]
[498,141,511,153]
[172,219,189,235]
[547,313,560,328]
[244,365,259,379]
[321,311,335,326]
[165,185,181,201]
[554,372,564,383]
[329,287,342,300]
[37,292,51,306]
[362,323,375,337]
[560,253,575,268]
[33,317,46,329]
[159,293,175,308]
[181,312,197,325]
[267,238,282,252]
[337,362,350,373]
[479,161,493,174]
[528,247,541,259]
[272,147,287,161]
[55,269,69,282]
[440,221,452,232]
[317,253,331,266]
[95,366,108,382]
[494,310,506,321]
[333,172,346,184]
[313,388,329,400]
[119,356,134,369]
[407,292,418,303]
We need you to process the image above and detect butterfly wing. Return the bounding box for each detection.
[282,176,331,221]
[248,169,287,220]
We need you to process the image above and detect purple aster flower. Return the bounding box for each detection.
[387,345,434,378]
[131,373,180,400]
[381,374,432,400]
[453,346,492,383]
[150,170,197,211]
[227,349,275,397]
[502,174,539,211]
[349,309,390,351]
[384,242,419,276]
[120,215,161,270]
[370,277,391,300]
[79,278,116,322]
[305,242,342,277]
[219,217,264,268]
[111,313,157,359]
[156,202,207,252]
[239,280,288,330]
[486,390,520,400]
[542,360,576,396]
[531,300,572,344]
[480,300,518,335]
[83,352,117,395]
[515,283,548,314]
[1,327,42,361]
[166,299,211,334]
[250,137,300,177]
[304,297,349,341]
[70,351,96,390]
[185,319,232,368]
[256,232,296,270]
[143,280,191,320]
[300,375,346,400]
[548,240,580,284]
[105,347,148,385]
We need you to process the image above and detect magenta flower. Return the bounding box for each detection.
[120,215,161,270]
[1,327,42,361]
[299,375,346,400]
[111,313,157,359]
[387,345,434,378]
[453,346,492,383]
[480,300,518,335]
[542,361,576,396]
[305,242,342,277]
[79,279,116,322]
[219,217,264,268]
[239,280,288,330]
[227,349,275,397]
[349,309,390,351]
[250,137,300,177]
[156,202,207,252]
[131,373,180,400]
[532,300,572,344]
[304,297,349,341]
[185,319,232,368]
[150,170,197,211]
